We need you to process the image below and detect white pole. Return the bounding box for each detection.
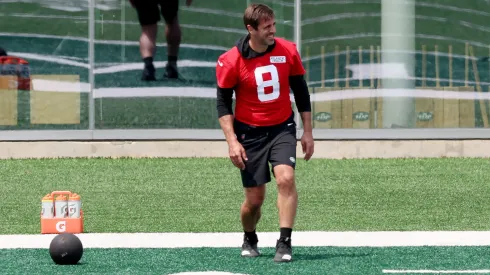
[294,0,301,54]
[381,0,416,128]
[121,0,126,62]
[88,0,95,130]
[294,0,302,130]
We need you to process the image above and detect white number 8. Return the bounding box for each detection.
[254,65,280,102]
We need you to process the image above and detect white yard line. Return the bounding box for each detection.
[383,270,490,274]
[2,231,490,249]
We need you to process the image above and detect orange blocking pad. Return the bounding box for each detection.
[41,191,84,234]
[0,76,18,126]
[30,75,81,125]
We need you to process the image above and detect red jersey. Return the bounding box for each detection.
[216,37,305,127]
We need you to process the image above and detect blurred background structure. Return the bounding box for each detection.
[1,0,490,140]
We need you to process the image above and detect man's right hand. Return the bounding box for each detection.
[229,140,248,170]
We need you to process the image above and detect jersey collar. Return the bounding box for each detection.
[236,34,276,59]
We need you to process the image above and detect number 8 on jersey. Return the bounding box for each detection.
[216,37,306,127]
[255,65,280,102]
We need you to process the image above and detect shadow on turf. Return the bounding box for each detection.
[293,252,372,261]
[250,250,371,261]
[52,262,88,266]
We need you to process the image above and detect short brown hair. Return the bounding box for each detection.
[243,3,274,30]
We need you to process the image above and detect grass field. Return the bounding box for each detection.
[1,157,490,273]
[3,157,490,233]
[1,0,490,131]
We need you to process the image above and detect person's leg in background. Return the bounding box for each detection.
[130,0,161,81]
[159,0,182,79]
[139,24,158,81]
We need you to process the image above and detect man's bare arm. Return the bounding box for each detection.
[218,114,238,144]
[300,111,312,133]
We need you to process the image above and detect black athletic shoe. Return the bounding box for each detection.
[163,63,179,79]
[241,235,260,257]
[274,237,292,262]
[141,65,156,81]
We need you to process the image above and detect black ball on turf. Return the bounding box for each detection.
[49,233,83,265]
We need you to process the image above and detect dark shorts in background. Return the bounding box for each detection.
[233,113,297,188]
[131,0,179,26]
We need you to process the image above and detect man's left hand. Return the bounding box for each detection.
[301,131,314,161]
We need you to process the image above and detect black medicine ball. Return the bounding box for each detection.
[49,233,84,265]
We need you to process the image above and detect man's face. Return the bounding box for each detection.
[250,16,276,46]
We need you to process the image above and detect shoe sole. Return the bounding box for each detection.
[274,254,292,263]
[241,250,260,257]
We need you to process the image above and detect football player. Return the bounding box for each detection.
[215,3,314,263]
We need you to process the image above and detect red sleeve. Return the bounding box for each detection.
[290,43,306,76]
[216,54,238,89]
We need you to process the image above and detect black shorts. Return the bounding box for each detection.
[132,0,179,26]
[234,113,297,188]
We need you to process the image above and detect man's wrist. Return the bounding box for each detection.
[226,135,238,144]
